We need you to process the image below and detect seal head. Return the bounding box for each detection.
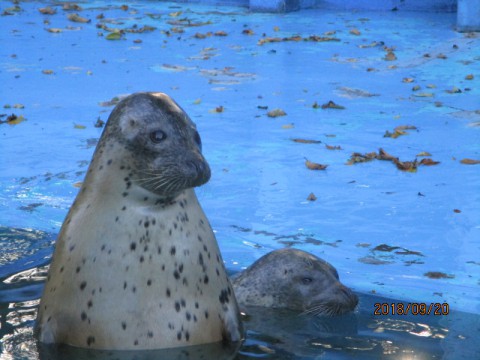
[232,248,358,316]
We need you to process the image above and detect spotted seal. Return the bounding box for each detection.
[232,248,358,316]
[35,92,243,350]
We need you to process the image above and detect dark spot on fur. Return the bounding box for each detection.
[186,312,191,321]
[181,299,186,308]
[204,275,209,284]
[134,340,139,346]
[140,255,144,263]
[80,281,87,291]
[69,245,76,252]
[130,242,137,251]
[87,336,95,346]
[144,221,149,228]
[185,331,190,341]
[81,312,87,321]
[87,300,93,308]
[157,246,162,254]
[175,302,181,312]
[115,216,119,222]
[60,266,64,273]
[177,332,182,341]
[219,289,229,304]
[122,206,126,211]
[179,263,184,273]
[170,246,176,256]
[122,192,128,197]
[122,322,126,330]
[174,270,180,280]
[76,266,81,273]
[107,159,113,165]
[143,197,148,201]
[148,331,153,338]
[147,279,152,286]
[166,288,171,297]
[204,310,209,319]
[123,281,127,290]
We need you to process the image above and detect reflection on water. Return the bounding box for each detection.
[0,227,479,359]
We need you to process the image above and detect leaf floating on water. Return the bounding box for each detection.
[436,53,447,59]
[325,144,342,150]
[214,31,228,36]
[209,106,224,113]
[446,86,462,94]
[424,271,454,279]
[394,159,417,172]
[305,158,328,170]
[193,98,202,105]
[169,11,182,17]
[384,51,397,61]
[412,85,421,91]
[106,31,123,40]
[321,101,345,110]
[416,151,432,157]
[384,125,417,138]
[460,158,480,165]
[307,193,317,201]
[99,96,122,107]
[377,148,397,161]
[74,123,86,129]
[419,158,440,166]
[46,28,63,33]
[1,114,26,125]
[267,109,286,118]
[42,69,54,75]
[346,151,377,165]
[94,118,104,128]
[67,13,90,23]
[465,74,474,80]
[291,138,321,144]
[13,104,24,109]
[39,6,56,15]
[312,101,321,109]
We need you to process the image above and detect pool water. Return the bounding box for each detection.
[1,1,479,359]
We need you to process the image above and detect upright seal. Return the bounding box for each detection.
[36,92,243,350]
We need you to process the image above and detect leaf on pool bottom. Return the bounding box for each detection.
[306,193,317,201]
[46,28,63,33]
[394,159,418,172]
[67,13,90,23]
[242,29,254,35]
[169,11,182,17]
[291,138,321,144]
[209,106,224,113]
[74,123,86,129]
[383,125,417,138]
[281,123,294,129]
[460,158,480,165]
[321,101,345,110]
[416,151,432,157]
[465,74,474,80]
[346,151,377,165]
[424,271,454,279]
[305,158,328,170]
[402,77,415,83]
[42,69,54,75]
[63,3,82,11]
[349,28,361,35]
[446,86,462,94]
[214,31,228,36]
[453,209,461,213]
[267,109,286,118]
[384,51,397,61]
[413,92,434,97]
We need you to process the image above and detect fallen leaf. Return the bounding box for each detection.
[73,182,83,188]
[242,29,254,35]
[412,85,421,91]
[214,31,227,36]
[307,193,317,201]
[46,28,63,33]
[446,86,462,94]
[416,151,432,157]
[74,123,86,129]
[453,209,461,213]
[63,3,82,11]
[281,123,294,129]
[291,138,322,144]
[267,109,286,118]
[133,39,142,44]
[193,98,202,105]
[39,6,56,15]
[120,4,129,11]
[169,11,182,17]
[402,77,415,83]
[214,106,224,113]
[377,148,397,161]
[426,84,437,89]
[67,13,90,23]
[394,159,417,172]
[436,53,447,59]
[460,158,480,165]
[273,26,280,32]
[321,101,345,110]
[2,114,26,125]
[305,158,328,170]
[94,118,104,128]
[349,28,361,35]
[465,74,474,80]
[12,104,24,109]
[385,51,397,61]
[346,151,377,165]
[424,271,454,279]
[325,144,342,150]
[419,158,440,166]
[312,101,321,109]
[106,31,123,40]
[42,69,54,75]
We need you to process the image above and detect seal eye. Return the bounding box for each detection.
[302,277,313,285]
[150,130,166,143]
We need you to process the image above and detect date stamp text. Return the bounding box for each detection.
[374,302,449,316]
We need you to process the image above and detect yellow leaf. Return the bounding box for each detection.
[402,78,415,83]
[267,109,286,118]
[281,123,294,129]
[349,28,361,35]
[106,32,123,40]
[74,123,86,129]
[416,151,432,157]
[305,158,328,170]
[193,98,202,105]
[413,92,434,97]
[465,74,474,80]
[42,69,54,75]
[169,11,182,17]
[67,13,90,23]
[460,158,480,165]
[5,114,26,125]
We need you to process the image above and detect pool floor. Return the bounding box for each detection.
[1,1,479,359]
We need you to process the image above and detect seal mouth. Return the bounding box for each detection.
[187,160,211,187]
[302,287,358,317]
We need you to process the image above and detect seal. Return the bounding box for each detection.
[232,248,358,316]
[35,92,243,350]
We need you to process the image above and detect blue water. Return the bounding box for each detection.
[1,1,479,358]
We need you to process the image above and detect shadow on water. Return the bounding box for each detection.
[1,227,479,359]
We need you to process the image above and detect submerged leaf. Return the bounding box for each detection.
[321,101,345,110]
[460,158,480,165]
[291,138,321,144]
[106,31,123,40]
[267,109,286,118]
[67,13,90,23]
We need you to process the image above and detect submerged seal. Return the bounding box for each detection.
[35,92,243,350]
[232,248,358,316]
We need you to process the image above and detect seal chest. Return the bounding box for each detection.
[36,92,243,350]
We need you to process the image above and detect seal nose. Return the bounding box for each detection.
[187,159,211,187]
[339,285,358,310]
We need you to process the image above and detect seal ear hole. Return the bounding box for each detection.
[149,130,167,143]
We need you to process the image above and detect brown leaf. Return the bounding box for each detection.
[394,159,417,172]
[385,51,397,61]
[460,158,480,165]
[465,74,474,80]
[39,6,56,15]
[307,193,317,201]
[305,159,328,170]
[321,101,345,110]
[377,148,397,161]
[349,28,361,35]
[292,138,321,144]
[63,3,82,11]
[453,209,461,213]
[42,69,54,75]
[214,31,227,36]
[419,158,440,166]
[416,151,432,157]
[67,13,90,23]
[242,29,254,35]
[424,271,454,279]
[267,109,286,118]
[325,144,342,150]
[346,152,377,165]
